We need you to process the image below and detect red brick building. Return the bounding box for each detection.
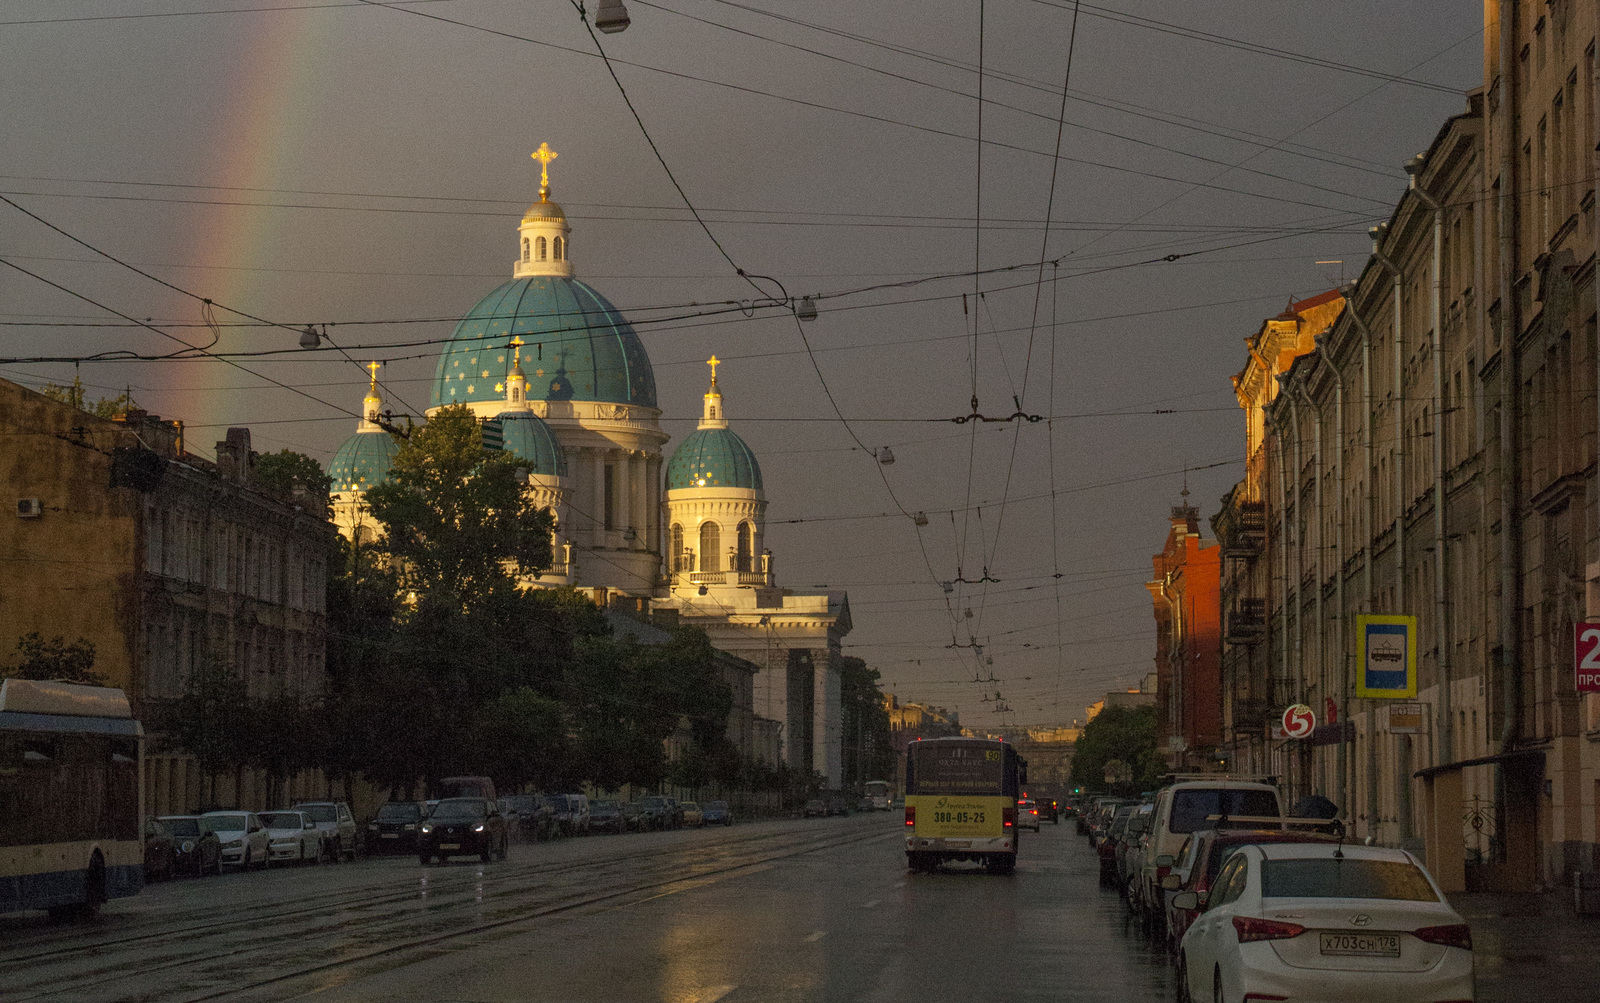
[1146,500,1223,769]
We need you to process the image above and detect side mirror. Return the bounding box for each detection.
[1162,874,1181,890]
[1172,891,1199,911]
[1155,854,1174,868]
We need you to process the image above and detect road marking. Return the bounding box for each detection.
[804,930,827,942]
[861,898,880,908]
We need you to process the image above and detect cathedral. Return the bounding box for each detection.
[327,147,851,785]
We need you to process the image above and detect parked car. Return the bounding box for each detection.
[1175,843,1473,1003]
[1138,777,1282,932]
[367,801,428,853]
[1162,827,1341,949]
[437,776,496,801]
[1099,804,1138,881]
[418,797,509,865]
[563,794,591,834]
[1119,803,1155,900]
[803,798,828,818]
[588,800,626,834]
[293,801,359,861]
[637,795,678,830]
[503,795,558,841]
[258,811,320,864]
[680,802,705,827]
[143,818,177,881]
[1016,799,1042,831]
[825,794,851,816]
[159,815,223,877]
[201,811,269,870]
[496,798,521,835]
[700,800,732,826]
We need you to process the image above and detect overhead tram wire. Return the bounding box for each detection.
[0,195,425,418]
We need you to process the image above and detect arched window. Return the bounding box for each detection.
[521,237,530,263]
[536,236,548,261]
[699,521,721,573]
[670,523,684,572]
[553,236,564,260]
[736,522,754,572]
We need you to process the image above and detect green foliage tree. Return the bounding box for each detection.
[1068,703,1165,794]
[255,449,333,516]
[156,660,253,805]
[838,656,894,791]
[4,632,103,684]
[474,686,568,792]
[40,376,133,419]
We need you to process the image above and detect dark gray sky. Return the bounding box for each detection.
[1,0,1483,727]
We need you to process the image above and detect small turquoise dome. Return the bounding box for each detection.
[328,430,400,493]
[432,277,656,409]
[486,411,567,477]
[666,427,763,491]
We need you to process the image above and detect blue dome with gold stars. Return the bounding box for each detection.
[327,429,400,493]
[486,410,567,477]
[431,277,656,410]
[666,427,763,491]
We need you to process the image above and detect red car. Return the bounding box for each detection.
[1161,827,1340,947]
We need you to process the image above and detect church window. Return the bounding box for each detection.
[671,524,685,572]
[553,236,564,260]
[536,236,548,261]
[521,237,530,263]
[736,521,754,572]
[699,521,721,573]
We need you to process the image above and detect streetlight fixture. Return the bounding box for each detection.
[594,0,630,33]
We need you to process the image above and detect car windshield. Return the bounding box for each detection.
[163,818,201,837]
[705,801,727,810]
[376,804,421,821]
[592,800,618,810]
[258,813,302,829]
[297,805,338,823]
[1169,789,1280,834]
[639,797,666,808]
[1262,858,1438,901]
[202,814,248,833]
[541,796,569,811]
[682,803,700,810]
[431,800,486,821]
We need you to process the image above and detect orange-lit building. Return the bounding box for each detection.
[1147,500,1223,769]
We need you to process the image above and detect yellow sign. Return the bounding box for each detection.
[1355,614,1417,698]
[906,795,1008,838]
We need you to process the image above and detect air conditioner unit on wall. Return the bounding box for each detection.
[16,498,42,518]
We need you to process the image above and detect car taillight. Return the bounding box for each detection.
[1231,917,1306,943]
[1412,924,1473,951]
[904,806,915,827]
[1002,807,1016,829]
[1029,809,1038,816]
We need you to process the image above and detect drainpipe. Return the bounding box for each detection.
[1316,332,1350,814]
[1407,153,1454,768]
[1496,0,1521,758]
[1342,282,1382,837]
[1370,223,1407,617]
[1270,388,1293,787]
[1293,376,1325,796]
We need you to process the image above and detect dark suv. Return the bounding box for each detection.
[366,801,427,853]
[419,798,508,864]
[589,800,625,834]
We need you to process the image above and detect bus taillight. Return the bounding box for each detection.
[904,805,915,827]
[1002,806,1016,829]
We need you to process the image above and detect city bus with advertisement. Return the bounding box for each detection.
[863,779,891,811]
[0,678,145,919]
[903,736,1027,874]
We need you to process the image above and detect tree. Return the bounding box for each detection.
[838,656,894,791]
[40,376,134,419]
[4,632,103,684]
[475,687,568,792]
[1068,704,1165,794]
[255,449,333,516]
[155,661,253,806]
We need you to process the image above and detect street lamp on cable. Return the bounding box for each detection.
[594,0,630,33]
[795,296,818,321]
[299,325,320,349]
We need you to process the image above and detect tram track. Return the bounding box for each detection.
[3,818,898,1003]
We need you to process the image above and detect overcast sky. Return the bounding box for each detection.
[1,0,1485,728]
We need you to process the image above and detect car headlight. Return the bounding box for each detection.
[473,824,485,833]
[180,841,195,853]
[224,838,243,848]
[420,824,432,834]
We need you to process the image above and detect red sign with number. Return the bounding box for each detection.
[1281,703,1316,740]
[1577,623,1600,693]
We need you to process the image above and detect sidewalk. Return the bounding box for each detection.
[1449,891,1600,1001]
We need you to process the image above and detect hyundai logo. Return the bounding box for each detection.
[1350,914,1373,927]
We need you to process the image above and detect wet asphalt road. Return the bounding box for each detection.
[2,813,1177,1003]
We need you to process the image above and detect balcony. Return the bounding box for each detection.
[688,571,771,586]
[1224,597,1266,645]
[1217,500,1267,558]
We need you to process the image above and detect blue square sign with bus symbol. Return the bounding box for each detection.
[1356,614,1417,698]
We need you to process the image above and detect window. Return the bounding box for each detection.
[604,464,615,530]
[1261,858,1438,901]
[737,522,753,572]
[699,522,721,573]
[1212,855,1249,907]
[536,236,547,261]
[670,524,684,572]
[553,236,564,260]
[521,237,530,263]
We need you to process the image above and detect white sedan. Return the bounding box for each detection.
[257,811,322,864]
[1175,842,1474,1003]
[201,811,271,871]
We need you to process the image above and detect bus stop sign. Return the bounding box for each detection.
[1356,614,1417,698]
[1576,623,1600,693]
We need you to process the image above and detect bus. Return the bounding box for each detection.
[863,779,891,811]
[0,678,144,918]
[903,736,1027,874]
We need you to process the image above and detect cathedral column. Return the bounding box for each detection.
[590,447,607,547]
[616,449,634,548]
[628,451,646,549]
[648,455,662,561]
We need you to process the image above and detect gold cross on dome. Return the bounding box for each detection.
[366,360,381,391]
[510,336,524,365]
[707,355,721,387]
[531,142,558,190]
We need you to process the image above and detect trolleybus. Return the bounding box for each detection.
[903,736,1026,873]
[0,678,144,918]
[863,779,891,811]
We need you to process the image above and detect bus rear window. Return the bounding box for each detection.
[1262,859,1438,901]
[908,745,1003,794]
[1170,789,1280,833]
